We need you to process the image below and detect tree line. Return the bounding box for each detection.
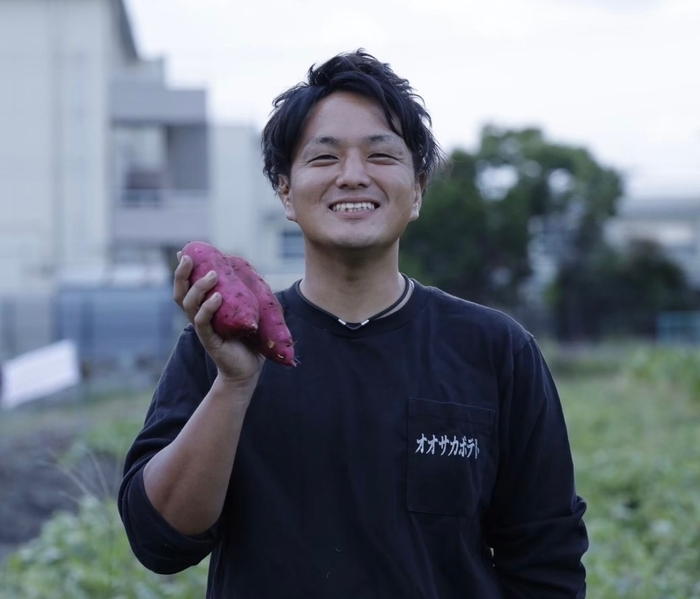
[400,126,698,341]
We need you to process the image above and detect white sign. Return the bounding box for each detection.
[1,340,81,409]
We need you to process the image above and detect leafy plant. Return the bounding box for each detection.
[557,346,700,598]
[623,344,700,400]
[0,496,208,599]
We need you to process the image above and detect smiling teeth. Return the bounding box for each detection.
[332,202,376,212]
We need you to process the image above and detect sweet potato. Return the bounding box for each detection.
[181,241,259,339]
[225,255,296,367]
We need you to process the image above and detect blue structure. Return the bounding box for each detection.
[657,311,700,345]
[55,286,179,365]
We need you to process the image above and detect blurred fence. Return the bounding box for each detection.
[0,295,54,360]
[657,311,700,345]
[0,287,184,398]
[55,286,178,365]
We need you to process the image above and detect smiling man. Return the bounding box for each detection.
[119,50,588,598]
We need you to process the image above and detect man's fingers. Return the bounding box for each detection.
[173,255,193,306]
[182,270,219,323]
[173,253,222,341]
[193,291,222,339]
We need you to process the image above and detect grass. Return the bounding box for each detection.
[551,344,700,598]
[0,391,152,444]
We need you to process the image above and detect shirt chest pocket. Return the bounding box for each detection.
[407,397,495,519]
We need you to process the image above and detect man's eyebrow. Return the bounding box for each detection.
[365,134,400,145]
[303,134,403,148]
[304,136,341,148]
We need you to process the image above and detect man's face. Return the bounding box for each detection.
[278,92,423,256]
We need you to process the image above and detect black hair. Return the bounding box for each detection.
[261,49,445,192]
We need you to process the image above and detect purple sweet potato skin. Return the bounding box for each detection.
[181,242,259,339]
[225,255,296,367]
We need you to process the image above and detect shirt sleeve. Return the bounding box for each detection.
[117,325,222,575]
[484,337,588,598]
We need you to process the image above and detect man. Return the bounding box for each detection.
[119,50,588,598]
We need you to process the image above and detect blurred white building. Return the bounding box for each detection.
[606,197,700,287]
[0,0,302,360]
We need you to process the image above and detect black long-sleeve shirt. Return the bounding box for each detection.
[119,280,588,598]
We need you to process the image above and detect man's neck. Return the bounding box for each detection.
[299,248,408,324]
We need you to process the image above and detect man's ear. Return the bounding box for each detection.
[409,173,426,221]
[278,175,296,222]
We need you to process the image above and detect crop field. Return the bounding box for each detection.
[557,344,700,598]
[0,343,698,598]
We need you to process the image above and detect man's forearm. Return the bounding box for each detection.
[142,375,254,535]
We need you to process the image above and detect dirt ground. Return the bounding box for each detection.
[0,401,127,564]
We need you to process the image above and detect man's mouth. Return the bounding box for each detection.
[330,201,378,212]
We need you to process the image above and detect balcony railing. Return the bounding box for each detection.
[112,188,210,245]
[117,188,208,208]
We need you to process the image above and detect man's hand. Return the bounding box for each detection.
[174,252,264,389]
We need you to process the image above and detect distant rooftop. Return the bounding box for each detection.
[618,197,700,219]
[116,0,139,60]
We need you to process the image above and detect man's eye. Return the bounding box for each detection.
[370,153,396,160]
[310,155,336,162]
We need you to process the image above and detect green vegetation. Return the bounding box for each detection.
[0,392,210,599]
[0,496,209,599]
[0,344,698,598]
[558,344,700,598]
[550,240,699,340]
[0,391,151,444]
[400,128,699,340]
[401,126,623,311]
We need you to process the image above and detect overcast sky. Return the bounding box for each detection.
[124,0,700,201]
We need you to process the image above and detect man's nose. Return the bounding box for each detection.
[335,153,371,188]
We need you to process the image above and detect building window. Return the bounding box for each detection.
[281,229,305,260]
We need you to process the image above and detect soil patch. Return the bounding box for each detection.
[0,405,124,564]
